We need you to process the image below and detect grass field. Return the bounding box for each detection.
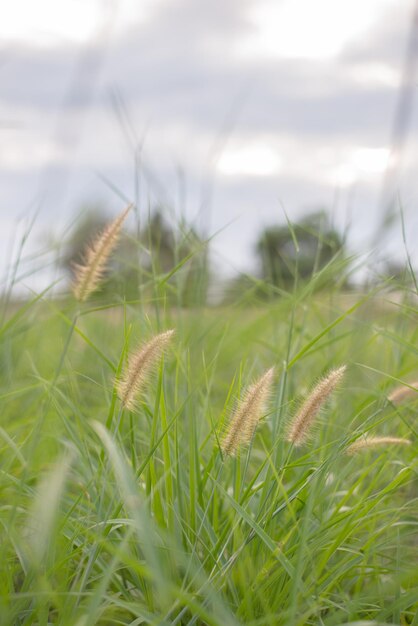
[0,231,417,625]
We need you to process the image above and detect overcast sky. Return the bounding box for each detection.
[1,0,418,289]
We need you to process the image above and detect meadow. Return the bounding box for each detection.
[0,209,417,625]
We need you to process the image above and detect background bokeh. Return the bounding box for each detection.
[1,0,417,291]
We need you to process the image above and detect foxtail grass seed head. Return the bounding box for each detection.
[221,367,275,457]
[117,329,175,410]
[72,204,131,302]
[387,381,418,405]
[287,365,346,447]
[347,436,411,455]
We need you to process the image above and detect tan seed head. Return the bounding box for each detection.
[117,329,175,410]
[346,436,411,455]
[286,365,346,447]
[387,381,418,405]
[221,367,275,457]
[72,204,131,302]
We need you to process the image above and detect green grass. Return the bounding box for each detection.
[0,267,417,625]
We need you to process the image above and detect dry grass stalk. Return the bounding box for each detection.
[347,436,411,455]
[387,381,418,405]
[287,365,346,446]
[221,367,275,456]
[117,330,175,410]
[72,204,131,302]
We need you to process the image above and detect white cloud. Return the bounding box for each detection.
[0,135,66,171]
[330,147,391,187]
[0,0,158,48]
[350,147,391,173]
[0,0,102,47]
[237,0,400,60]
[346,62,399,88]
[217,143,282,177]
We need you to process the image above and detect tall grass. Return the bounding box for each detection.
[0,210,417,626]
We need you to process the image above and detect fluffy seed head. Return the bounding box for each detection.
[286,365,346,446]
[72,204,131,302]
[387,381,418,405]
[221,367,275,457]
[117,329,175,410]
[347,436,411,455]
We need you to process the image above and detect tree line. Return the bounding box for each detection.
[60,205,411,305]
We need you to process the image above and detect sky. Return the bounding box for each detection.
[1,0,418,291]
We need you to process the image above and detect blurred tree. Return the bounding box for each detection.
[176,226,210,307]
[137,210,209,305]
[140,211,176,273]
[255,211,345,290]
[222,273,272,305]
[60,205,209,306]
[59,204,140,300]
[59,206,109,279]
[374,260,416,289]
